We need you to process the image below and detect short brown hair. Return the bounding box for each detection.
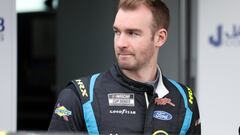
[118,0,170,32]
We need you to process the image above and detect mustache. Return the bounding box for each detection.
[116,48,133,55]
[117,51,134,55]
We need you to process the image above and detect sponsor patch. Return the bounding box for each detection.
[109,109,136,115]
[75,79,88,97]
[154,97,175,107]
[187,87,193,104]
[152,130,169,135]
[153,111,172,121]
[108,93,134,106]
[55,103,72,121]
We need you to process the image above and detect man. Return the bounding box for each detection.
[48,0,201,134]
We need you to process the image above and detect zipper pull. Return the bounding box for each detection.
[145,92,149,108]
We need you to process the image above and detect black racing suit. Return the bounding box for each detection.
[48,64,201,135]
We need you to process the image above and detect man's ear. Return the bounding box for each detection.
[154,28,168,48]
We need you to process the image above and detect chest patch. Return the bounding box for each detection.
[108,93,134,107]
[153,110,172,121]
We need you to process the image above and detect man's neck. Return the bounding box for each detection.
[122,64,158,83]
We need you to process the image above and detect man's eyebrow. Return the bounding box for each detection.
[113,26,118,30]
[113,26,142,33]
[126,28,142,32]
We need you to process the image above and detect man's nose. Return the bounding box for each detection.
[116,34,128,48]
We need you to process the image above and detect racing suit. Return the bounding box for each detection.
[48,64,201,135]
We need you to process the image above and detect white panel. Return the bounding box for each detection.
[196,0,240,134]
[0,0,17,132]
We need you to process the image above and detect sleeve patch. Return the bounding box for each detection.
[187,86,194,105]
[54,103,72,121]
[75,79,88,97]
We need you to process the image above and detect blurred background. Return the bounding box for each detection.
[0,0,240,134]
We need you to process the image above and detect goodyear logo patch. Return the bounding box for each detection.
[55,103,72,121]
[75,79,88,97]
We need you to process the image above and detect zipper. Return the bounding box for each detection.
[144,92,157,134]
[145,92,149,108]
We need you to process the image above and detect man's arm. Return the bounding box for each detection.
[187,94,201,134]
[48,84,86,132]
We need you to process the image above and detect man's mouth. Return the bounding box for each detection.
[118,54,133,60]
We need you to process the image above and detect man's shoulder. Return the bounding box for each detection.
[163,76,194,95]
[66,73,99,101]
[71,74,94,83]
[163,76,197,108]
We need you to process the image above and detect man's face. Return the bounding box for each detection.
[113,5,157,71]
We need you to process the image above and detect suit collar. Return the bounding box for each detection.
[155,66,169,98]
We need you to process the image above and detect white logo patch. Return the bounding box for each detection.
[108,93,135,107]
[109,109,136,115]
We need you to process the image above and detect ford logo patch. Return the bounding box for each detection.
[153,111,172,120]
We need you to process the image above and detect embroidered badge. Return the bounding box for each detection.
[54,103,72,121]
[75,79,88,97]
[154,97,175,107]
[108,93,135,107]
[152,130,169,135]
[153,110,173,121]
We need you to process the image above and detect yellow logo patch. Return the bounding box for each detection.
[75,79,88,97]
[55,104,72,121]
[152,130,168,135]
[187,87,193,104]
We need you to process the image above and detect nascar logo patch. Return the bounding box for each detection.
[108,93,134,107]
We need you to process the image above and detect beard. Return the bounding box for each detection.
[116,52,153,72]
[116,54,137,71]
[117,59,138,71]
[115,42,156,72]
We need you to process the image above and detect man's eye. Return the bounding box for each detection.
[128,31,139,36]
[114,30,120,35]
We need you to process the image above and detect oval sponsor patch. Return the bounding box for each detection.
[153,111,172,120]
